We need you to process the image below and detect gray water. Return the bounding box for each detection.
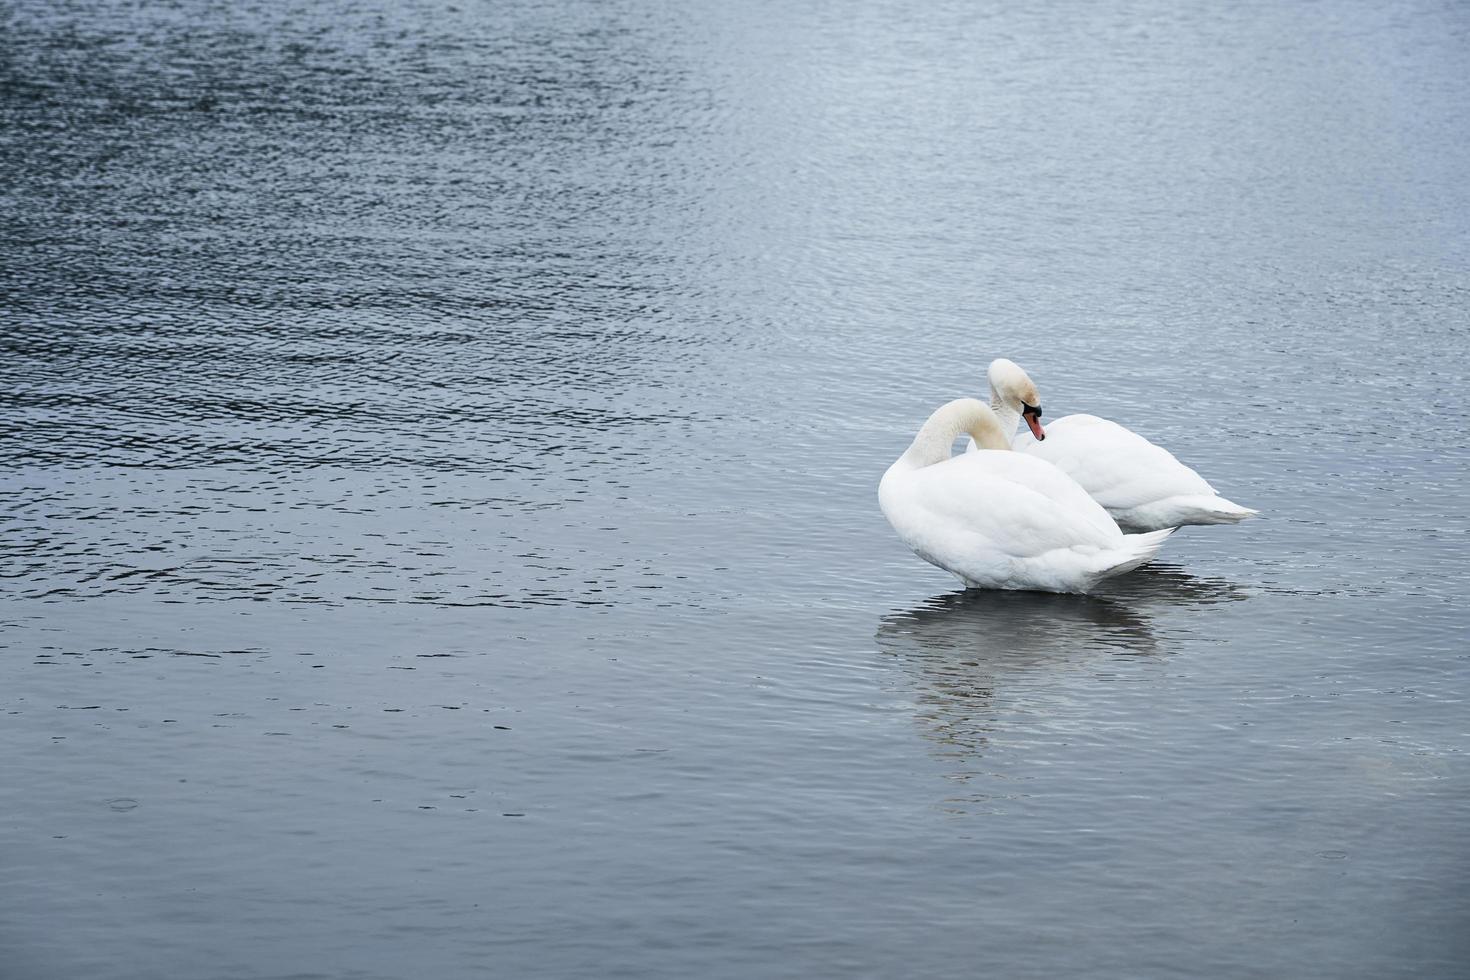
[4,1,1469,977]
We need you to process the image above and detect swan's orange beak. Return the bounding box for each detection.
[1022,405,1045,441]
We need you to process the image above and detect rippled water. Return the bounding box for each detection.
[4,0,1469,977]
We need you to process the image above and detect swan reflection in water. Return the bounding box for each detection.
[875,564,1247,811]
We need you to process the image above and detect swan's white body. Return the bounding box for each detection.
[1015,414,1256,532]
[880,399,1172,594]
[979,360,1258,533]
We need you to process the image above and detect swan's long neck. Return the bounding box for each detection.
[900,398,1011,468]
[988,385,1022,443]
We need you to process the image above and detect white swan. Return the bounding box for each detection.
[983,359,1258,532]
[880,398,1173,594]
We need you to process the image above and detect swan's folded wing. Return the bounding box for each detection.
[1016,415,1216,512]
[898,451,1122,562]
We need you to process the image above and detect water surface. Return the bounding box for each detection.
[4,0,1469,977]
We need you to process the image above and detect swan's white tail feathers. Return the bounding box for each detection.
[1180,495,1258,525]
[1093,528,1174,585]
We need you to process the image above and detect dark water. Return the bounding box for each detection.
[4,0,1469,976]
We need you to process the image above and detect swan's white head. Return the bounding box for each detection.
[987,358,1046,441]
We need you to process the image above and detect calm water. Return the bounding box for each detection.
[4,0,1469,977]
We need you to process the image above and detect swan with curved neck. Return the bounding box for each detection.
[880,399,1171,594]
[983,358,1257,532]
